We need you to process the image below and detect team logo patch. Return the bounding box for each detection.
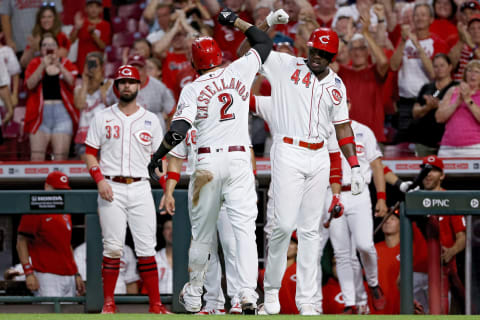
[175,102,189,117]
[135,130,153,146]
[332,89,342,104]
[356,144,365,155]
[144,120,151,127]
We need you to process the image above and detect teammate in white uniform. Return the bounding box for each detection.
[84,65,170,314]
[147,8,277,314]
[163,126,241,314]
[74,243,140,294]
[250,27,364,316]
[325,119,387,313]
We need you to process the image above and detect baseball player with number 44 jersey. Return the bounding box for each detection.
[249,27,365,316]
[84,65,170,314]
[147,8,277,314]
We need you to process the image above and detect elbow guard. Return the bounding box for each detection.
[245,26,273,63]
[165,120,191,148]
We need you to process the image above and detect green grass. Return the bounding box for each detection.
[0,315,478,320]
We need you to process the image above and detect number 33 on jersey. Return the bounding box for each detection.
[172,48,262,148]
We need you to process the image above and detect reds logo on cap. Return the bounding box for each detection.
[121,68,132,76]
[319,35,330,44]
[135,130,152,146]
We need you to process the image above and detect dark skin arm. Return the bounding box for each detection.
[334,122,357,159]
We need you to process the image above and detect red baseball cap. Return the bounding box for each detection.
[469,13,480,26]
[422,155,444,171]
[127,54,146,67]
[46,171,71,190]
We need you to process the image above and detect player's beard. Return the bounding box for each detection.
[119,90,138,103]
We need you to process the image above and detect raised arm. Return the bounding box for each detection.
[435,85,460,123]
[360,11,388,77]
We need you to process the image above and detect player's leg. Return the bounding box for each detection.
[201,230,226,314]
[264,143,304,314]
[126,181,168,313]
[29,131,50,161]
[264,181,274,248]
[50,103,73,160]
[347,189,385,310]
[351,243,369,314]
[217,204,241,313]
[329,193,356,309]
[183,161,223,312]
[98,182,128,312]
[295,149,329,314]
[223,152,258,313]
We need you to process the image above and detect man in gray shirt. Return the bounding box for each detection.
[0,0,63,53]
[106,54,175,132]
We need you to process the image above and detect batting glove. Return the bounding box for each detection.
[218,7,238,27]
[148,153,163,182]
[266,9,289,27]
[351,166,365,195]
[328,194,344,218]
[399,181,413,193]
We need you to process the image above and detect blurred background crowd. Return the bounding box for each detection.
[0,0,479,161]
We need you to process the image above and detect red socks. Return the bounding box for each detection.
[138,256,161,306]
[102,256,120,303]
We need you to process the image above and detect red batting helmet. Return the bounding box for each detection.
[307,28,339,59]
[191,37,222,71]
[115,65,141,83]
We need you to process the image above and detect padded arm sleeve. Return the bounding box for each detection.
[244,26,273,63]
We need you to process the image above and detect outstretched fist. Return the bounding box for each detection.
[218,7,238,27]
[266,9,289,27]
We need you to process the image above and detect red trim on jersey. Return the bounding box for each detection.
[333,118,350,124]
[316,83,324,139]
[250,49,261,68]
[172,116,193,124]
[141,76,150,89]
[128,109,147,176]
[85,145,99,157]
[308,78,316,138]
[111,107,125,174]
[169,150,187,159]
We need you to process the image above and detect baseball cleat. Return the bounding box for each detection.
[369,285,386,310]
[179,283,202,313]
[299,304,321,315]
[195,307,226,315]
[257,303,268,315]
[101,301,117,314]
[356,304,370,314]
[343,306,357,314]
[149,302,173,314]
[241,292,257,315]
[263,289,280,314]
[229,302,242,314]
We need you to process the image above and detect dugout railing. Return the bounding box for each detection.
[400,190,480,315]
[0,189,191,313]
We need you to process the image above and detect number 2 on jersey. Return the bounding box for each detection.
[218,93,235,122]
[290,69,311,88]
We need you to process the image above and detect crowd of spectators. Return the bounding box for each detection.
[0,0,478,160]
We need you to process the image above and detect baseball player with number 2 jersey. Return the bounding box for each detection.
[147,8,275,314]
[257,28,364,316]
[84,65,170,314]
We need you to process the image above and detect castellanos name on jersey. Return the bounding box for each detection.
[172,48,262,148]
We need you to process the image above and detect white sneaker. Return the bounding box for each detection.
[257,303,268,315]
[299,304,321,315]
[264,289,280,315]
[179,283,202,312]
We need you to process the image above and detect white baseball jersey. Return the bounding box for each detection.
[155,248,173,294]
[260,51,349,141]
[85,104,163,177]
[172,48,262,148]
[341,120,382,186]
[74,243,140,294]
[253,95,340,153]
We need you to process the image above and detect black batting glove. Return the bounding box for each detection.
[148,153,163,182]
[218,7,238,27]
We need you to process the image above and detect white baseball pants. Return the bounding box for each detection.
[34,272,76,297]
[187,148,258,301]
[328,186,378,306]
[265,140,329,307]
[98,180,157,258]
